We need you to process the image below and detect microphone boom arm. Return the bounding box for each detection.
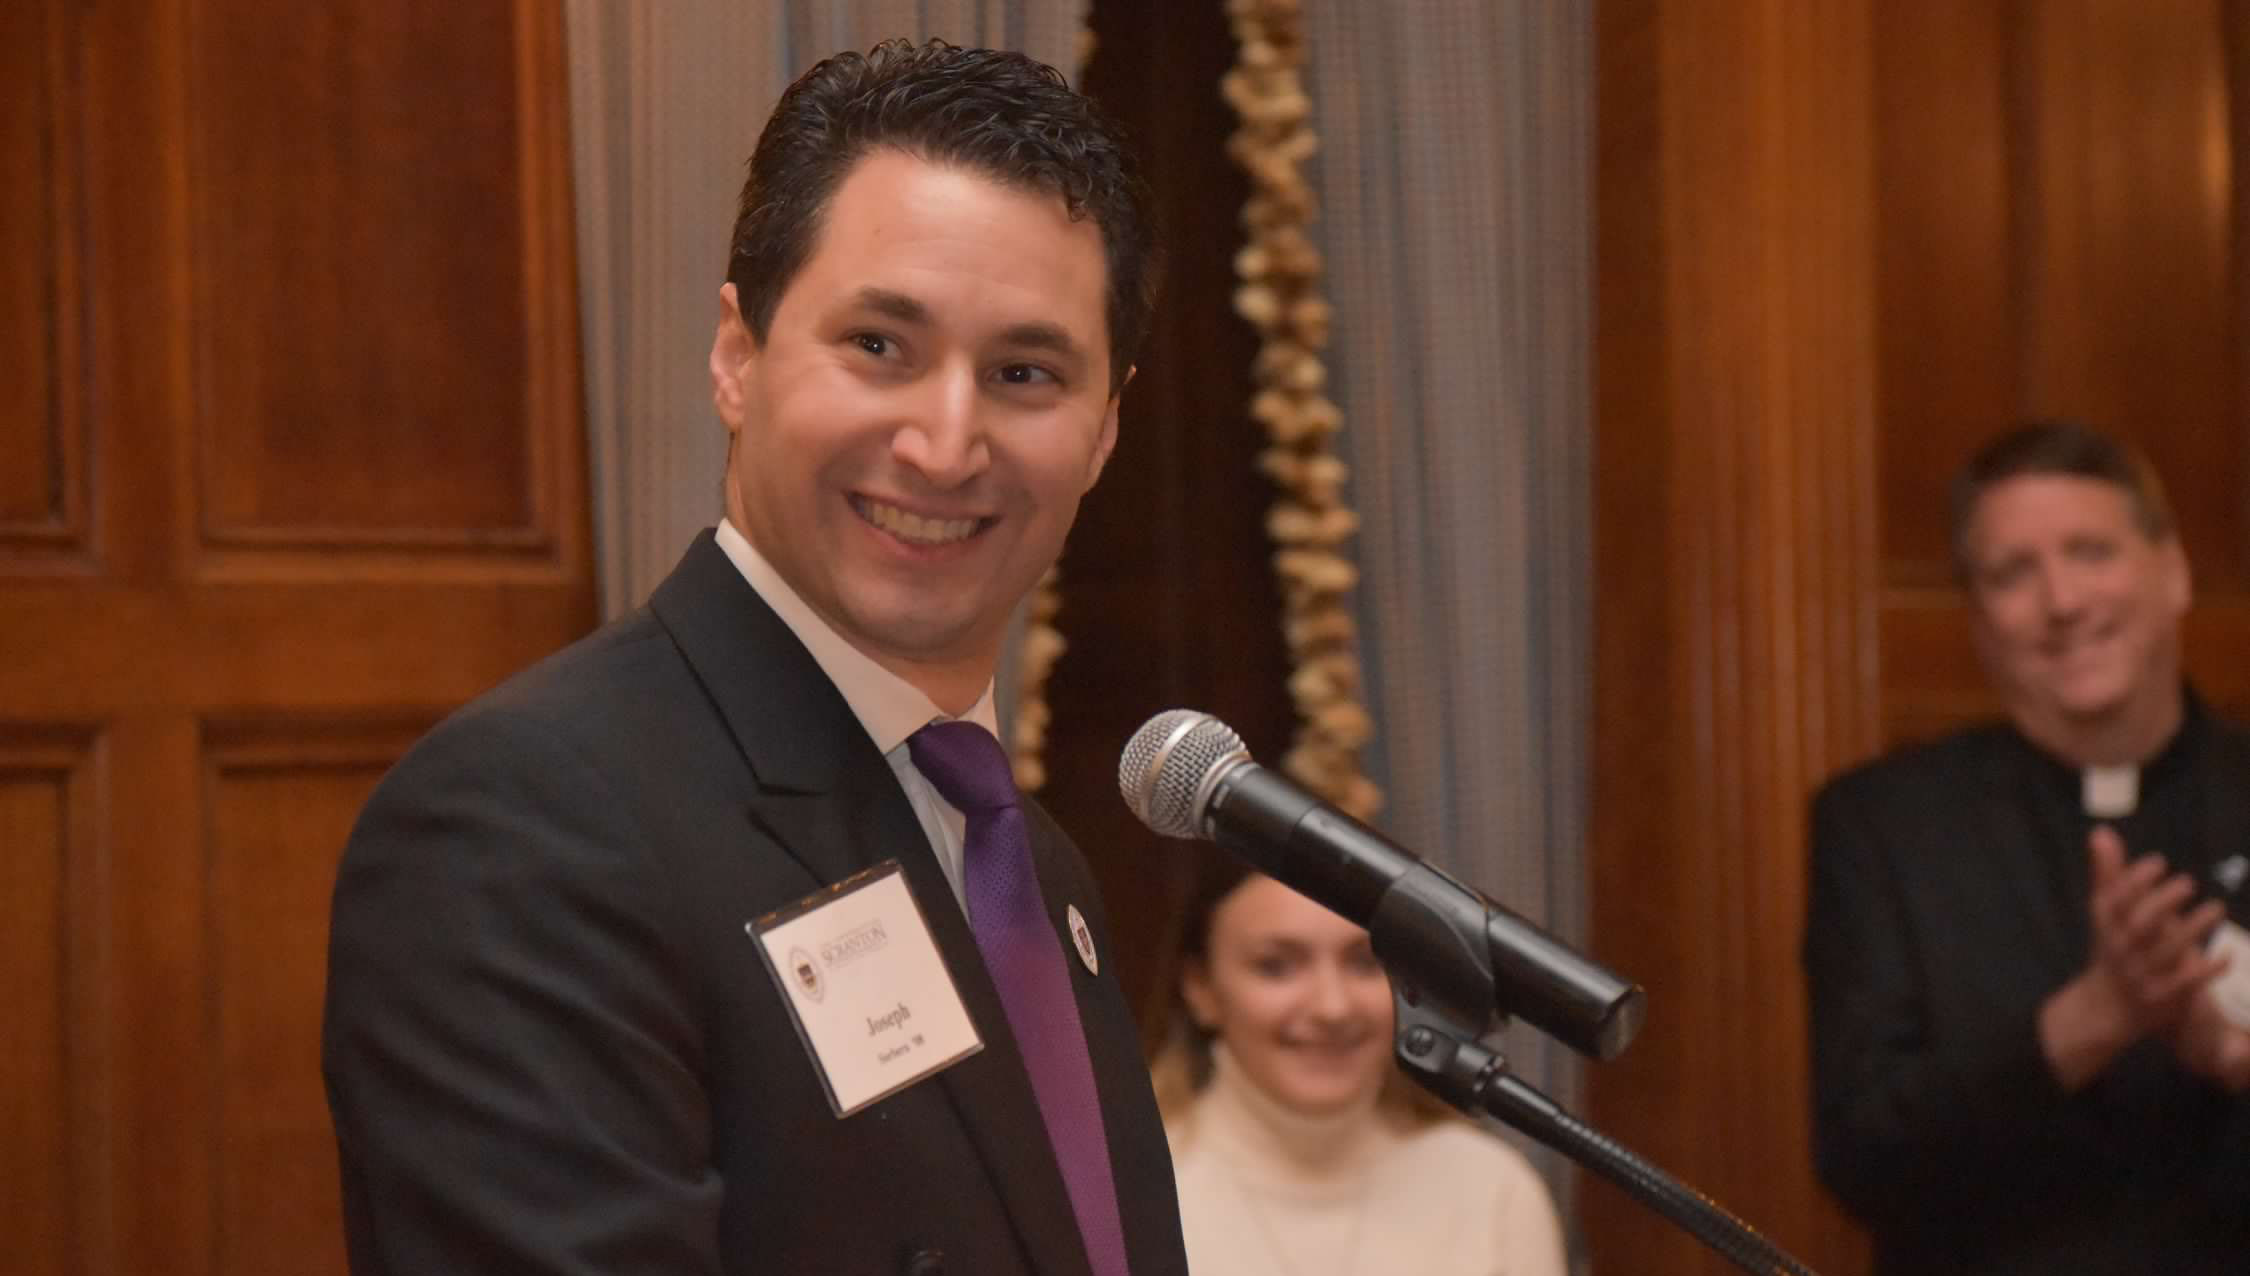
[1374,872,1822,1276]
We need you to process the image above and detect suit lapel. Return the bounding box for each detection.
[2200,723,2250,914]
[649,532,1094,1276]
[1977,735,2077,967]
[650,535,864,896]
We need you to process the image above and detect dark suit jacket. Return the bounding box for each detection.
[323,532,1188,1276]
[1803,708,2250,1275]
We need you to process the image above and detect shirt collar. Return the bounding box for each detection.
[714,518,999,753]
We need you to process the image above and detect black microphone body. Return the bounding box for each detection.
[1124,711,1644,1061]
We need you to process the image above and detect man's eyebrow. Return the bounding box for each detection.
[846,290,1090,363]
[997,322,1088,361]
[847,287,931,325]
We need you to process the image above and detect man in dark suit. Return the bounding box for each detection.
[322,40,1185,1276]
[1805,422,2250,1275]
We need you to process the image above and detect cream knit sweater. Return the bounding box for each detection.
[1165,1047,1568,1276]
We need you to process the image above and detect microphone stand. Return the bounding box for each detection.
[1371,891,1821,1274]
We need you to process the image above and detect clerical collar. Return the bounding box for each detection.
[2013,685,2206,816]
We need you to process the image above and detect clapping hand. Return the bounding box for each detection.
[2043,827,2233,1089]
[2086,825,2250,1089]
[2085,825,2226,1034]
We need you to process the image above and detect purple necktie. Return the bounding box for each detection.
[908,721,1130,1276]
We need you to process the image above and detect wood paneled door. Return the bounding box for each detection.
[0,3,594,1275]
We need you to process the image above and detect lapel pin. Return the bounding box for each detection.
[1066,904,1098,976]
[2216,854,2248,896]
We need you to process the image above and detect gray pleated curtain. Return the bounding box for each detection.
[1302,0,1594,1236]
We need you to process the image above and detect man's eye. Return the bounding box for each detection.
[1980,560,2028,591]
[996,363,1057,386]
[852,333,892,357]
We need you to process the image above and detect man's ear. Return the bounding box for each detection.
[2163,538,2194,615]
[1084,364,1133,490]
[710,283,755,437]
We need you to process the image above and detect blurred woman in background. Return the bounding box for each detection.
[1152,862,1569,1276]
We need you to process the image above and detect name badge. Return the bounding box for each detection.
[749,860,983,1116]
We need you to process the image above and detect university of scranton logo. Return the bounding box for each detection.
[789,947,824,1003]
[1067,904,1098,976]
[821,919,890,969]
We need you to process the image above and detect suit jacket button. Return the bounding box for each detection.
[903,1248,944,1276]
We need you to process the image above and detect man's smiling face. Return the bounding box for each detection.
[1965,473,2191,747]
[711,149,1119,704]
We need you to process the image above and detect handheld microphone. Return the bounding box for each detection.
[1120,709,1644,1061]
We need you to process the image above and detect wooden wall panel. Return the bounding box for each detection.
[0,764,73,1276]
[1874,0,2014,586]
[0,0,59,531]
[0,3,594,1273]
[2012,1,2242,587]
[0,0,88,558]
[1880,1,2245,595]
[1596,2,2250,1273]
[186,0,564,558]
[1588,4,1880,1272]
[0,731,101,1276]
[203,723,419,1276]
[1876,0,2250,744]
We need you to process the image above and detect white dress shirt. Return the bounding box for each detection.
[714,518,999,912]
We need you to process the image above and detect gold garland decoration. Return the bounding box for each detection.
[1007,14,1097,792]
[1009,564,1065,792]
[1222,0,1381,819]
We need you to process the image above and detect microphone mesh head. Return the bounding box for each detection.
[1118,710,1248,838]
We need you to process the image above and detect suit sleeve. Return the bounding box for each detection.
[1801,780,2110,1234]
[322,709,724,1275]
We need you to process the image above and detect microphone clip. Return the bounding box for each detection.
[1370,863,1506,1040]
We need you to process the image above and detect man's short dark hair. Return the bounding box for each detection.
[1948,420,2176,579]
[726,38,1160,394]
